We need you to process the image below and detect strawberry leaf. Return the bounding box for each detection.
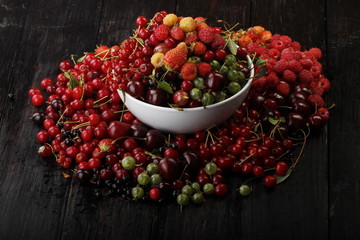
[275,167,293,184]
[77,55,86,63]
[157,81,173,94]
[256,65,267,78]
[64,71,80,90]
[227,38,238,55]
[268,117,283,125]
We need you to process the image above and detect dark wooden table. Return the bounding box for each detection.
[1,0,359,239]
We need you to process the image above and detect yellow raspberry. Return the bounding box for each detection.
[179,17,196,32]
[151,52,165,68]
[250,26,265,34]
[260,30,272,42]
[163,13,178,27]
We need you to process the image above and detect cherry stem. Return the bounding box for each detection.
[293,129,307,168]
[93,95,108,104]
[72,121,90,130]
[56,108,69,125]
[144,151,161,159]
[178,165,188,181]
[45,143,58,159]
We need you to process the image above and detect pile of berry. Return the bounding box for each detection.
[29,11,331,206]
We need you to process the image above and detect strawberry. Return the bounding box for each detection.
[154,24,170,41]
[210,34,226,50]
[184,32,199,45]
[164,42,188,71]
[198,27,214,44]
[170,26,185,41]
[180,62,197,81]
[197,62,212,77]
[192,41,206,55]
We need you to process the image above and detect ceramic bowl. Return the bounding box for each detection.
[117,55,254,134]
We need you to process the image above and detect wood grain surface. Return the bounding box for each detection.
[0,0,359,239]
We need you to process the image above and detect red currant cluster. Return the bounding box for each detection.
[29,11,331,206]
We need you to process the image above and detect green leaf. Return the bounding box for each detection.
[77,55,86,63]
[255,58,267,67]
[268,117,285,125]
[157,81,173,94]
[64,71,80,90]
[218,32,227,36]
[256,65,267,78]
[227,38,238,55]
[275,167,293,184]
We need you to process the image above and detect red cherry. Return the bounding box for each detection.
[264,175,277,188]
[149,188,161,201]
[275,161,289,176]
[32,94,45,106]
[214,183,228,197]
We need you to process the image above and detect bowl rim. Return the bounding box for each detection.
[118,55,255,113]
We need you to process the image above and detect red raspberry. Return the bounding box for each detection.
[180,62,197,81]
[299,69,315,83]
[170,26,185,40]
[289,41,301,51]
[268,48,281,59]
[270,40,286,52]
[307,94,324,107]
[311,85,325,96]
[318,77,330,92]
[266,58,277,72]
[255,47,268,56]
[210,34,226,50]
[310,64,321,78]
[279,35,292,45]
[273,60,288,74]
[266,72,280,88]
[308,48,322,60]
[252,77,268,92]
[281,51,302,61]
[288,60,303,73]
[198,27,215,44]
[300,58,313,69]
[193,41,207,55]
[276,82,290,96]
[271,34,281,42]
[283,69,297,83]
[154,24,170,41]
[197,62,212,77]
[184,32,199,45]
[247,42,260,54]
[317,107,330,120]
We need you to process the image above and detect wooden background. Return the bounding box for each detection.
[0,0,359,239]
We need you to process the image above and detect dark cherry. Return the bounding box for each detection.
[130,123,148,138]
[126,80,145,98]
[286,112,306,132]
[289,91,307,103]
[146,88,167,106]
[250,93,265,109]
[181,151,201,174]
[158,157,180,181]
[205,72,227,91]
[145,130,166,150]
[107,121,131,140]
[267,92,285,105]
[292,100,311,116]
[308,114,324,129]
[31,112,45,125]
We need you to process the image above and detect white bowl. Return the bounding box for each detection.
[117,55,254,134]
